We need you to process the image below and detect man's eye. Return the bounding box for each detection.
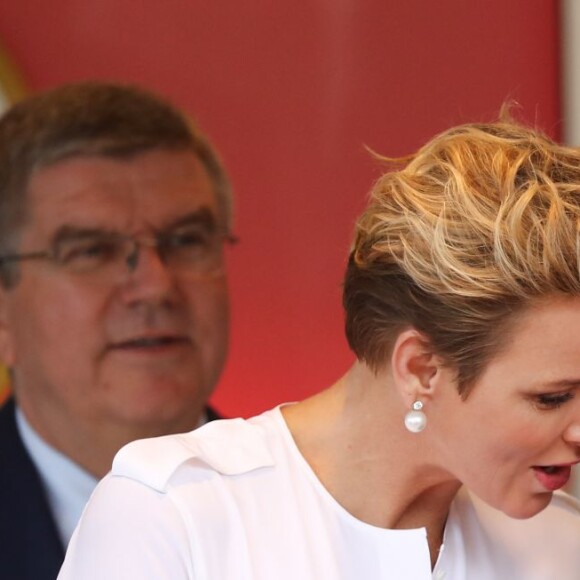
[168,229,211,249]
[535,392,574,409]
[57,239,119,265]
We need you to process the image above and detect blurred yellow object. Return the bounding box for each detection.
[0,41,24,407]
[0,42,27,106]
[0,365,10,405]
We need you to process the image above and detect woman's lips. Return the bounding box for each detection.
[532,465,572,491]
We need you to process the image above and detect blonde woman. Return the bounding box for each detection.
[60,120,580,579]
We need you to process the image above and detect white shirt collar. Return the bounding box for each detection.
[15,407,98,547]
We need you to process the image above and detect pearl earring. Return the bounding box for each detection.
[404,401,427,433]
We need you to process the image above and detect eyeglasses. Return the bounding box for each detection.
[0,224,237,281]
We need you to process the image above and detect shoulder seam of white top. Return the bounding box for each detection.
[112,416,276,492]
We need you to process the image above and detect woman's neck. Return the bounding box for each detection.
[281,363,461,567]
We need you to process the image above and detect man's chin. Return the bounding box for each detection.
[110,388,202,430]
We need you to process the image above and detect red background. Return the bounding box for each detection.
[0,1,561,417]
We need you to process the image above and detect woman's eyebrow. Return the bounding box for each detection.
[541,379,580,389]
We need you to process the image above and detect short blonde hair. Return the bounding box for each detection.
[344,120,580,394]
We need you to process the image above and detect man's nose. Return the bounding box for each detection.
[125,237,165,272]
[118,240,176,304]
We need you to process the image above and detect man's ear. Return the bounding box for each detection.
[390,328,442,407]
[0,286,16,367]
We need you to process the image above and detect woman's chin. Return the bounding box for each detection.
[498,492,553,520]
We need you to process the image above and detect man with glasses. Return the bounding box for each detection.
[0,82,234,579]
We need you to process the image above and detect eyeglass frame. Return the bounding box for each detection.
[0,219,238,280]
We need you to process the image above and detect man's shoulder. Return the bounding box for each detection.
[0,398,25,466]
[112,410,279,493]
[0,398,52,499]
[0,396,16,431]
[205,404,224,422]
[0,399,65,577]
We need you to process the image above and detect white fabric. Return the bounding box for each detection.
[59,406,580,579]
[16,406,98,547]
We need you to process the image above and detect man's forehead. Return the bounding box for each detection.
[23,150,220,235]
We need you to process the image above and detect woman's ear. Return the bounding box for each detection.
[390,328,442,407]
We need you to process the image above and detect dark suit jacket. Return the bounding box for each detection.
[0,397,223,580]
[0,398,64,579]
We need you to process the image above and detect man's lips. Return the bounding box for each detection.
[532,461,579,492]
[108,335,191,351]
